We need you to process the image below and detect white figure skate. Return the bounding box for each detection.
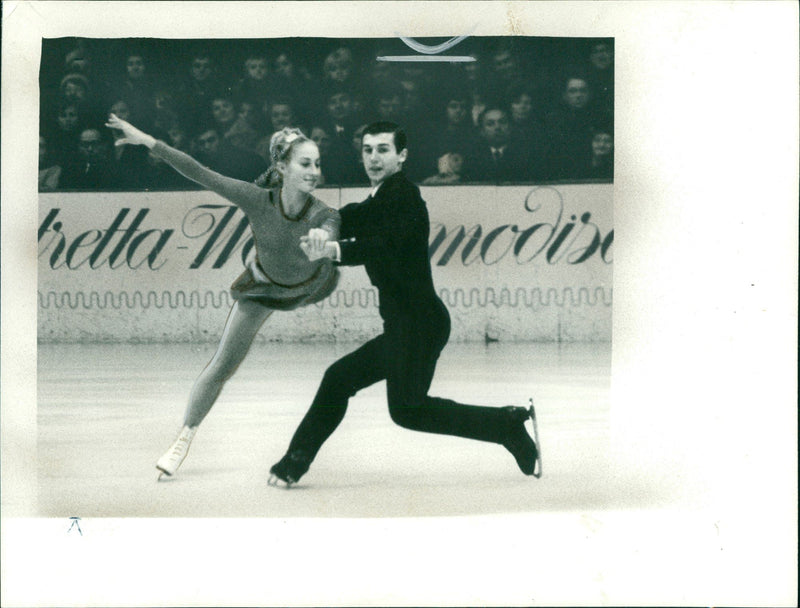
[156,425,197,480]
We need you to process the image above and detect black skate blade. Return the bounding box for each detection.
[528,398,542,479]
[156,466,172,482]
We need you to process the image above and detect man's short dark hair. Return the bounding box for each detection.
[363,121,407,153]
[477,106,509,128]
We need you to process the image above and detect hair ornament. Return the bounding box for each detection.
[285,132,299,144]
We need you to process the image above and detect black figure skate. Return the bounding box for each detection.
[503,398,542,478]
[268,450,312,488]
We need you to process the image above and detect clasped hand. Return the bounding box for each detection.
[300,228,334,261]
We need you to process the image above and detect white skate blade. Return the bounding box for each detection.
[528,398,542,479]
[268,474,294,489]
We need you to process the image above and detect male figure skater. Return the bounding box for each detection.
[269,121,541,486]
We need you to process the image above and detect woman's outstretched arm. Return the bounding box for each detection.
[105,114,264,215]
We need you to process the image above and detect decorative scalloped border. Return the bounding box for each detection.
[37,287,613,310]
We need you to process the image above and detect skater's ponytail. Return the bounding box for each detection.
[255,127,311,188]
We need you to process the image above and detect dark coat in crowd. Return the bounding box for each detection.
[545,103,610,179]
[59,158,121,190]
[463,137,547,183]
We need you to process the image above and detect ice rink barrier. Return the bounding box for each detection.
[38,184,612,343]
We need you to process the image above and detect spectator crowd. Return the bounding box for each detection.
[39,36,614,191]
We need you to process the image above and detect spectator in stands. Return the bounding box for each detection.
[268,49,316,119]
[267,97,297,133]
[255,96,300,161]
[415,86,479,181]
[125,52,147,81]
[589,41,613,71]
[273,51,295,79]
[60,128,119,189]
[586,41,614,117]
[179,51,220,131]
[187,52,217,95]
[234,53,271,105]
[61,42,103,102]
[191,126,267,182]
[46,101,85,166]
[508,83,533,122]
[55,102,82,133]
[211,94,238,135]
[398,63,433,114]
[589,130,613,178]
[237,99,260,131]
[452,50,489,127]
[453,53,498,128]
[321,47,365,115]
[490,44,523,85]
[310,125,331,153]
[569,130,613,180]
[461,51,483,86]
[507,82,545,140]
[210,93,259,154]
[320,85,359,141]
[151,87,183,138]
[422,152,465,185]
[145,119,197,189]
[505,81,551,165]
[373,82,405,123]
[315,86,364,184]
[107,99,151,188]
[468,86,490,129]
[166,121,190,151]
[154,86,178,114]
[322,46,356,88]
[108,99,132,131]
[235,99,266,144]
[37,36,614,191]
[398,74,427,125]
[60,73,91,107]
[38,135,62,191]
[563,76,591,111]
[112,51,157,126]
[546,73,608,178]
[310,122,363,186]
[440,88,478,150]
[64,43,92,76]
[464,106,543,183]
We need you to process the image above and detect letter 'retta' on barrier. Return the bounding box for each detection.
[38,184,612,342]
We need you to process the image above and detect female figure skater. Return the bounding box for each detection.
[105,114,341,480]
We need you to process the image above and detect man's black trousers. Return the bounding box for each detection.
[287,300,512,460]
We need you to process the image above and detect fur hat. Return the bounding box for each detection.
[60,72,90,93]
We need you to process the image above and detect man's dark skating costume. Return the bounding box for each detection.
[271,170,539,484]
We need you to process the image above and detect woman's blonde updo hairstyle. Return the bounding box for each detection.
[254,127,312,188]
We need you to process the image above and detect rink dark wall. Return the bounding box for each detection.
[37,184,612,343]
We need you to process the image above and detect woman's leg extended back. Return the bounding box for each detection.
[183,299,273,427]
